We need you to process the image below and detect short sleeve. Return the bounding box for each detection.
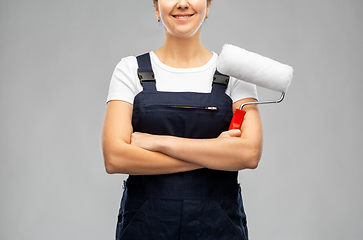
[226,77,258,103]
[106,56,141,104]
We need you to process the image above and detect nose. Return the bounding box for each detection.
[176,0,189,9]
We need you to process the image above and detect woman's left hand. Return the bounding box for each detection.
[131,132,162,152]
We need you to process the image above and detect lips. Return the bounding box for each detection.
[172,14,194,19]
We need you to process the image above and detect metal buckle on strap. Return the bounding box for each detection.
[213,74,229,86]
[137,69,155,84]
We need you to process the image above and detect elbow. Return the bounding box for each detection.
[228,150,260,171]
[103,153,117,174]
[250,148,262,169]
[247,157,259,169]
[105,162,116,174]
[102,138,131,174]
[246,139,263,169]
[223,144,262,171]
[102,147,127,174]
[243,147,262,170]
[103,147,135,175]
[102,139,117,174]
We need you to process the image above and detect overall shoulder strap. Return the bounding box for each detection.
[211,70,229,94]
[213,70,229,85]
[136,53,156,91]
[137,53,153,74]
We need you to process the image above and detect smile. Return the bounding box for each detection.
[173,14,194,19]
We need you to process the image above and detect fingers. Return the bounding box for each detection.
[131,132,159,152]
[218,129,242,138]
[130,132,147,146]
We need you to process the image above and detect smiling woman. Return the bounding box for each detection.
[154,0,212,44]
[102,0,261,239]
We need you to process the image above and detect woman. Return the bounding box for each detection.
[102,0,263,239]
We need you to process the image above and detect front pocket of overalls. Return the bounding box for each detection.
[119,199,155,240]
[209,200,248,240]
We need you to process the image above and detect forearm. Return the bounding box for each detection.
[130,103,263,171]
[150,135,261,171]
[103,141,203,175]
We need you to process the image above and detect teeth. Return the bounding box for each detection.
[175,15,191,18]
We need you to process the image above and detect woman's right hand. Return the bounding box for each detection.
[218,129,242,138]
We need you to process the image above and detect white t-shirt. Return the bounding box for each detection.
[107,51,258,104]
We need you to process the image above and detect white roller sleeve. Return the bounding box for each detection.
[217,44,293,93]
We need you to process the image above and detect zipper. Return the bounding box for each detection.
[152,105,218,111]
[170,105,218,110]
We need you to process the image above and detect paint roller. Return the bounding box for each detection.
[216,44,294,130]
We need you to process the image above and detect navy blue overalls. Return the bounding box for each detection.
[116,53,248,240]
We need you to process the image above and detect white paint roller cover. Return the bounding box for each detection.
[217,44,293,93]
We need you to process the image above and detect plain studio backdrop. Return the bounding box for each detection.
[1,0,362,239]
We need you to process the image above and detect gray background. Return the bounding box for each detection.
[1,0,362,239]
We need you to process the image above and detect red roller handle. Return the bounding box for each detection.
[228,109,246,130]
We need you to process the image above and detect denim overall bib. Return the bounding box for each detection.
[116,53,248,240]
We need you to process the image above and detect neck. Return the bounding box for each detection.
[154,29,212,68]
